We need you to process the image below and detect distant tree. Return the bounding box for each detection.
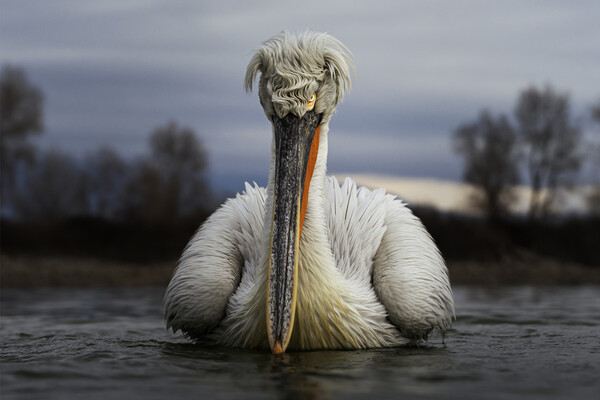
[121,121,210,222]
[453,110,520,220]
[588,99,600,215]
[592,100,600,123]
[14,149,89,219]
[588,186,600,216]
[515,85,582,219]
[0,65,44,211]
[121,159,165,223]
[84,146,127,219]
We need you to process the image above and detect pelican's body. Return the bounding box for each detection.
[164,32,454,352]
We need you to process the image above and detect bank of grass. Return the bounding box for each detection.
[0,254,174,288]
[448,257,600,285]
[1,253,598,288]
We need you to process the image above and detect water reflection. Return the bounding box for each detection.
[158,342,455,399]
[265,348,455,398]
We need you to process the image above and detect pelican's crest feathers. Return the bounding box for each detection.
[245,31,354,123]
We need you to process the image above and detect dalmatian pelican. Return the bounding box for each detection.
[164,31,454,354]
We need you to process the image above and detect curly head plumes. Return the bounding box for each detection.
[245,31,354,124]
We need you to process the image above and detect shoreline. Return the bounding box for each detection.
[1,255,174,288]
[1,254,599,288]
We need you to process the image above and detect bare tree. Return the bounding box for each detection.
[453,110,520,220]
[84,146,127,219]
[14,149,89,219]
[149,120,210,216]
[0,65,44,212]
[120,159,165,222]
[588,99,600,215]
[592,100,600,123]
[121,121,210,222]
[588,181,600,215]
[515,85,582,219]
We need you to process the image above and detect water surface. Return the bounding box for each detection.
[1,286,599,399]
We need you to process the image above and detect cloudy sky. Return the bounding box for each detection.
[2,1,599,192]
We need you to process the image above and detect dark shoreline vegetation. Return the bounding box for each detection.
[2,208,599,288]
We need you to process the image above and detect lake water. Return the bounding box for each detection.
[1,286,599,399]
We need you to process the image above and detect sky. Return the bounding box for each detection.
[2,0,599,192]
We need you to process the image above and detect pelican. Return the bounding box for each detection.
[164,31,454,354]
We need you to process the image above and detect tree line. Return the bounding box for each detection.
[1,65,213,224]
[452,84,600,221]
[3,64,599,225]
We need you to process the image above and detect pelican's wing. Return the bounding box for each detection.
[372,190,455,341]
[164,183,266,340]
[327,177,454,342]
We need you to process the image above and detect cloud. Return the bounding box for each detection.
[2,0,599,191]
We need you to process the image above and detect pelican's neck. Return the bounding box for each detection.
[299,122,331,245]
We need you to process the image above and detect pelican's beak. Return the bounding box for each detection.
[267,109,321,354]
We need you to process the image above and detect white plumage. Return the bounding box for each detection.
[164,31,454,352]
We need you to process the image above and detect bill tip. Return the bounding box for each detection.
[272,343,284,354]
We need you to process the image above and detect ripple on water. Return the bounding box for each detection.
[1,287,600,400]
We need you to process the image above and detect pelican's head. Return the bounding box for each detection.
[245,32,353,354]
[245,31,353,124]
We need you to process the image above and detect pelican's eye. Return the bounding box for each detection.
[307,93,316,111]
